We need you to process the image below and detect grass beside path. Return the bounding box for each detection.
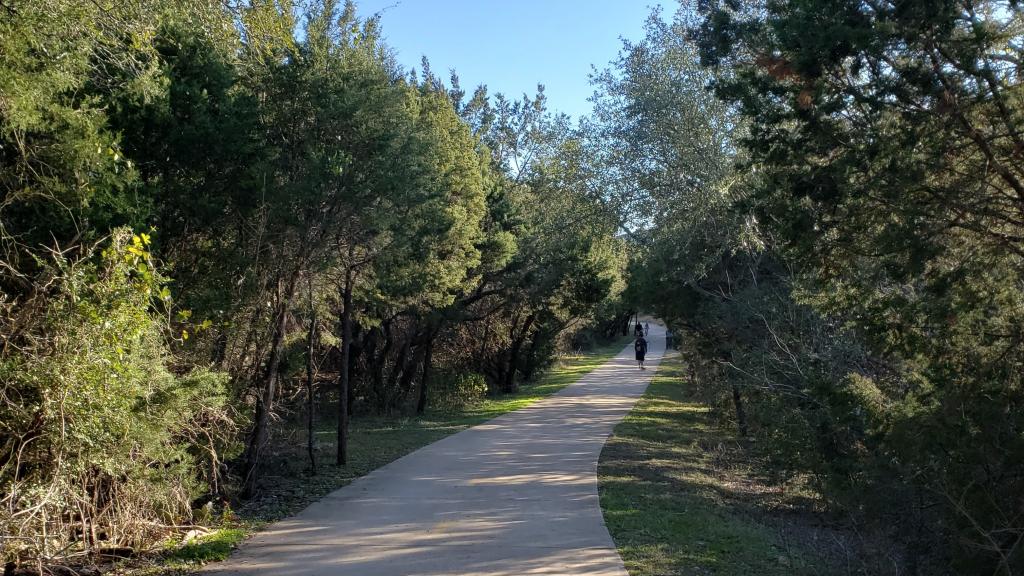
[598,353,841,576]
[137,335,631,574]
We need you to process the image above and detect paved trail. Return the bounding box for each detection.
[207,324,665,576]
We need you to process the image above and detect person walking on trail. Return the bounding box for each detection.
[644,321,649,336]
[634,321,643,337]
[634,334,648,370]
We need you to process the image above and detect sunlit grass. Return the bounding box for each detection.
[163,529,247,564]
[598,354,835,576]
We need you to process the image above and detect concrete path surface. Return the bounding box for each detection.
[206,323,665,576]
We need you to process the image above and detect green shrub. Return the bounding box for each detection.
[428,371,488,412]
[0,230,233,565]
[164,528,247,563]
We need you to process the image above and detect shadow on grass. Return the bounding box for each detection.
[598,354,854,576]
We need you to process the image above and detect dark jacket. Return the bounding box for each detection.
[634,337,647,360]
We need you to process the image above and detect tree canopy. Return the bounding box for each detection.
[3,0,1022,573]
[601,2,1024,573]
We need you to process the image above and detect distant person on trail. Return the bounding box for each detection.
[644,321,649,336]
[634,322,643,337]
[634,335,648,370]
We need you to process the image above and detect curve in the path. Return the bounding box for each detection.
[206,323,665,576]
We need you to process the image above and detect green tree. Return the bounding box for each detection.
[697,0,1024,571]
[1,2,240,566]
[0,229,233,564]
[0,0,165,283]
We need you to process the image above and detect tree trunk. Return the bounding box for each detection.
[731,384,749,438]
[347,323,364,417]
[371,320,395,412]
[502,314,535,393]
[243,271,299,497]
[337,266,353,466]
[389,339,413,409]
[211,331,228,367]
[364,326,383,411]
[522,329,545,381]
[416,336,434,415]
[395,341,422,409]
[306,285,317,475]
[478,318,490,372]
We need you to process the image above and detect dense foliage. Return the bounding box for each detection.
[604,2,1024,574]
[0,0,628,568]
[8,0,1017,573]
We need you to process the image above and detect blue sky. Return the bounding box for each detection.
[354,0,662,119]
